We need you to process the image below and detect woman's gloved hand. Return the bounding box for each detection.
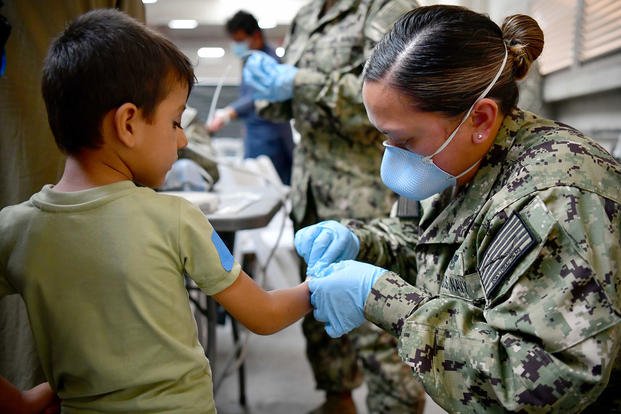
[294,220,360,275]
[242,51,298,102]
[309,260,388,338]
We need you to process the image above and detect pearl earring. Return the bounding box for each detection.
[475,132,484,140]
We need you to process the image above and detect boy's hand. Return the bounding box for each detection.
[22,382,60,414]
[308,260,387,338]
[0,377,60,414]
[294,220,360,276]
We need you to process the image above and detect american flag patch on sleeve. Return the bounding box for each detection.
[478,213,537,299]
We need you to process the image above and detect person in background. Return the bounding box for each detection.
[207,10,294,185]
[297,5,621,412]
[0,9,311,412]
[242,1,425,413]
[0,0,144,405]
[161,106,220,192]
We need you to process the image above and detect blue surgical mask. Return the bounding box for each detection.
[380,46,508,201]
[231,41,250,58]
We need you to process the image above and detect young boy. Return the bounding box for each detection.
[0,9,310,413]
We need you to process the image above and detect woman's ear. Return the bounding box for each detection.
[114,103,140,148]
[470,98,499,144]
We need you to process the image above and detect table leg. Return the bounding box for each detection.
[206,297,218,372]
[218,231,247,406]
[231,315,247,406]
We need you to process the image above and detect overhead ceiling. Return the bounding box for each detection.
[144,0,309,82]
[142,0,527,83]
[145,0,309,27]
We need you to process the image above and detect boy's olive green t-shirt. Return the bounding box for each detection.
[0,181,241,413]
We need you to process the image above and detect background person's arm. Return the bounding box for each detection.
[227,90,253,119]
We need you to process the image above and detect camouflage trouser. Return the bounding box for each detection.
[296,195,426,414]
[301,312,364,392]
[302,315,426,413]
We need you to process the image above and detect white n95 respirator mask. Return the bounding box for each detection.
[381,142,463,200]
[380,46,508,201]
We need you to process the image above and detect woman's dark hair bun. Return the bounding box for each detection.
[501,14,544,80]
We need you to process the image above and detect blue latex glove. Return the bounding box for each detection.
[294,220,360,276]
[309,260,387,338]
[242,51,298,102]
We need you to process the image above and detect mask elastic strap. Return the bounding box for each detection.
[453,156,481,179]
[425,45,509,160]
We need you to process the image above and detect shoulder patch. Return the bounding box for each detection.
[478,213,537,298]
[211,230,234,272]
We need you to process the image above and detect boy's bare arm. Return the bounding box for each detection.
[213,271,311,335]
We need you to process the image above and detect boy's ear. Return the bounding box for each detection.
[114,103,141,148]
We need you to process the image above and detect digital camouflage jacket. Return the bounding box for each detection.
[348,109,621,412]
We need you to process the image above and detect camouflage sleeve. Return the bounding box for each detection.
[365,187,621,412]
[255,99,293,124]
[291,0,418,141]
[364,271,431,337]
[292,68,375,142]
[344,217,419,282]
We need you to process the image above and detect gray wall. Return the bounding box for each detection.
[543,53,621,158]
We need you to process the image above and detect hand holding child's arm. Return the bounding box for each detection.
[294,220,360,275]
[213,270,311,335]
[0,376,60,414]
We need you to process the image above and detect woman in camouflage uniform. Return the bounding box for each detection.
[297,5,621,413]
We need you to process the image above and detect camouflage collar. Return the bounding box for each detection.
[418,109,525,245]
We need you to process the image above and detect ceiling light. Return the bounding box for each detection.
[168,20,198,30]
[197,47,225,58]
[258,19,277,29]
[141,0,157,4]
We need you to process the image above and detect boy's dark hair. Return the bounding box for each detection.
[42,8,195,155]
[225,10,260,36]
